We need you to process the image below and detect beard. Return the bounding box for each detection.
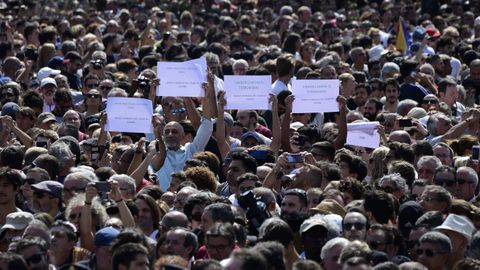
[364,112,377,121]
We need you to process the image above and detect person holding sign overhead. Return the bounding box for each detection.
[151,74,215,191]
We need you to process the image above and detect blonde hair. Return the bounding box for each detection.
[38,43,56,68]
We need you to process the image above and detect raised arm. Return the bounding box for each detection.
[2,116,33,148]
[127,138,145,175]
[333,95,348,150]
[281,95,294,152]
[131,141,159,186]
[150,115,167,171]
[149,79,159,111]
[108,180,135,228]
[183,97,201,130]
[206,69,218,118]
[215,91,230,159]
[81,184,97,252]
[269,94,281,157]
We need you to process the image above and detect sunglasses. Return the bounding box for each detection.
[416,248,443,257]
[171,108,186,115]
[1,92,14,98]
[100,85,112,91]
[423,99,438,105]
[368,240,390,249]
[87,94,101,99]
[87,83,99,88]
[69,213,81,220]
[25,253,45,265]
[456,179,472,185]
[343,222,366,231]
[434,178,456,187]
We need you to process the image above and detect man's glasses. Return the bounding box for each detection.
[343,222,366,231]
[416,248,444,257]
[1,92,14,98]
[423,99,438,105]
[25,253,45,265]
[171,108,186,115]
[87,94,101,99]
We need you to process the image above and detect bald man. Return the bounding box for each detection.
[152,83,215,191]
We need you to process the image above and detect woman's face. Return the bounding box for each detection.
[67,205,83,231]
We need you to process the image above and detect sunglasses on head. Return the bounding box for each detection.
[25,253,45,265]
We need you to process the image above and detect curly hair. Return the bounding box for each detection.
[338,177,365,201]
[185,166,217,192]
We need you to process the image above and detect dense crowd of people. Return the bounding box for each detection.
[1,0,480,270]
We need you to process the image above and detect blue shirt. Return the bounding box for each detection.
[399,83,428,105]
[153,118,213,191]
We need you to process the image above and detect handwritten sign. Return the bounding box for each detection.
[156,58,207,97]
[224,75,271,110]
[292,79,340,113]
[346,121,380,148]
[105,97,153,133]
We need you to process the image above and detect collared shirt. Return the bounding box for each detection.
[272,79,291,95]
[154,118,213,191]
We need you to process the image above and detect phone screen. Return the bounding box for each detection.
[399,119,412,127]
[472,146,480,160]
[95,182,111,193]
[286,153,304,163]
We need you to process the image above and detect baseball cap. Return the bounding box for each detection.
[300,215,328,236]
[0,212,34,235]
[47,56,65,70]
[426,28,441,39]
[37,112,57,125]
[31,180,64,199]
[1,102,20,118]
[95,227,120,246]
[413,26,426,40]
[241,131,264,144]
[37,67,61,84]
[40,77,57,88]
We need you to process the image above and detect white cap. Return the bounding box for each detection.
[435,214,475,241]
[37,67,61,84]
[40,77,57,88]
[369,45,388,62]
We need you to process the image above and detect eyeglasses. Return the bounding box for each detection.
[344,222,366,231]
[368,240,390,250]
[416,248,444,257]
[87,83,99,88]
[434,178,456,187]
[1,92,14,98]
[380,186,396,193]
[87,94,101,99]
[171,108,186,115]
[456,179,472,185]
[423,99,438,105]
[25,253,45,265]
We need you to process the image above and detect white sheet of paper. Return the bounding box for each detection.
[156,58,207,97]
[291,79,340,113]
[105,97,153,133]
[224,75,272,110]
[346,121,380,148]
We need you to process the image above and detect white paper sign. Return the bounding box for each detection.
[105,97,153,133]
[346,121,380,148]
[156,58,207,97]
[224,75,271,110]
[291,79,340,113]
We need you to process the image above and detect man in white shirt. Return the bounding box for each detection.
[272,54,295,94]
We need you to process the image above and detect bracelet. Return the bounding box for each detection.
[84,201,91,205]
[115,199,124,203]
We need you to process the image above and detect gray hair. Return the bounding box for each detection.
[399,262,428,270]
[426,112,450,136]
[457,166,479,187]
[64,170,98,186]
[338,240,372,264]
[424,185,452,211]
[65,193,108,230]
[417,155,442,171]
[396,99,418,116]
[233,59,249,69]
[380,62,400,79]
[202,52,220,65]
[419,231,452,254]
[379,173,409,194]
[321,237,350,260]
[107,87,128,98]
[110,174,136,195]
[48,142,74,170]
